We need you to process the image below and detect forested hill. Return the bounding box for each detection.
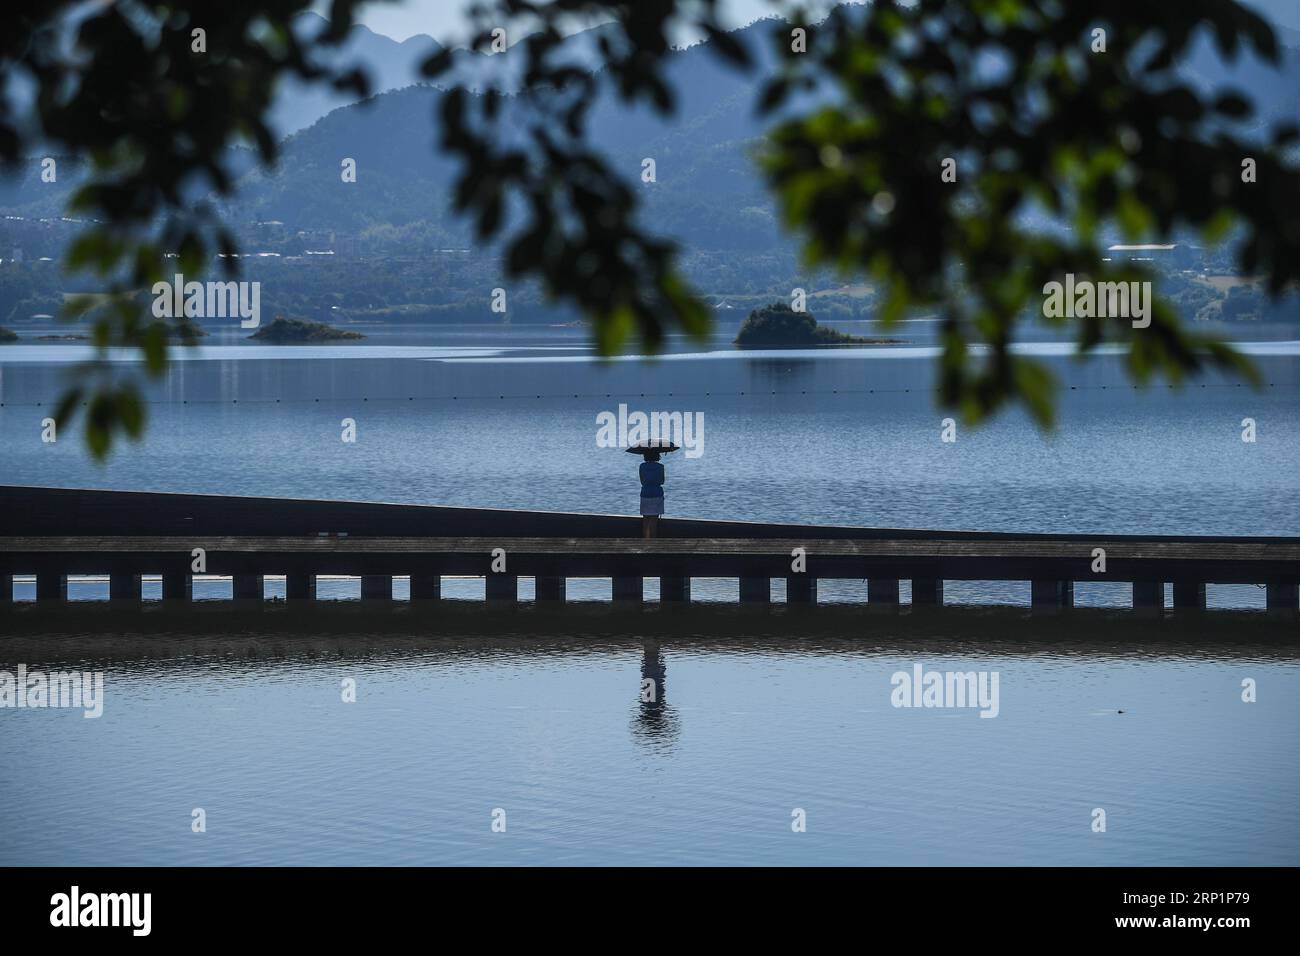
[222,17,784,254]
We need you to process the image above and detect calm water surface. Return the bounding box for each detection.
[2,611,1298,866]
[1,328,1298,865]
[3,329,1298,604]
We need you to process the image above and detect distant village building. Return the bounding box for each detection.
[1103,243,1176,263]
[1102,242,1204,271]
[297,229,335,248]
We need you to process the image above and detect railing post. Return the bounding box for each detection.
[232,574,263,602]
[868,578,900,607]
[659,576,691,603]
[36,572,67,604]
[486,574,518,603]
[1031,579,1073,613]
[786,576,816,605]
[286,572,316,601]
[1265,580,1298,616]
[161,568,192,602]
[1172,580,1206,610]
[911,578,943,606]
[410,574,442,601]
[109,573,142,604]
[360,575,392,600]
[1132,581,1163,614]
[613,576,643,602]
[535,576,566,602]
[1,574,13,604]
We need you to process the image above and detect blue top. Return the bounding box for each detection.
[639,461,665,486]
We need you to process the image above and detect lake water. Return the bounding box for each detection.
[1,325,1298,865]
[2,609,1298,866]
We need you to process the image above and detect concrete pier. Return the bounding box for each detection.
[2,486,1298,615]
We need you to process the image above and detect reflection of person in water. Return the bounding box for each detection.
[632,638,679,750]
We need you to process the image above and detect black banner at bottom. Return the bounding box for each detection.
[0,866,1287,940]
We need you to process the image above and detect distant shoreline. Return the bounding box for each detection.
[734,337,907,349]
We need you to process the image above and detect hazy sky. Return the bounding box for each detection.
[354,0,1298,44]
[357,0,817,43]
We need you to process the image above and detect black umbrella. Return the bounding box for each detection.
[625,441,680,460]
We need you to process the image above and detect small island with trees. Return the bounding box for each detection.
[249,316,365,343]
[166,319,208,341]
[733,303,904,348]
[0,327,18,343]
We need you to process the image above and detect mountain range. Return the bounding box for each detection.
[3,8,1299,266]
[223,11,1300,256]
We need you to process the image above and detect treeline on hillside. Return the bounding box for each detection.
[0,255,1296,330]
